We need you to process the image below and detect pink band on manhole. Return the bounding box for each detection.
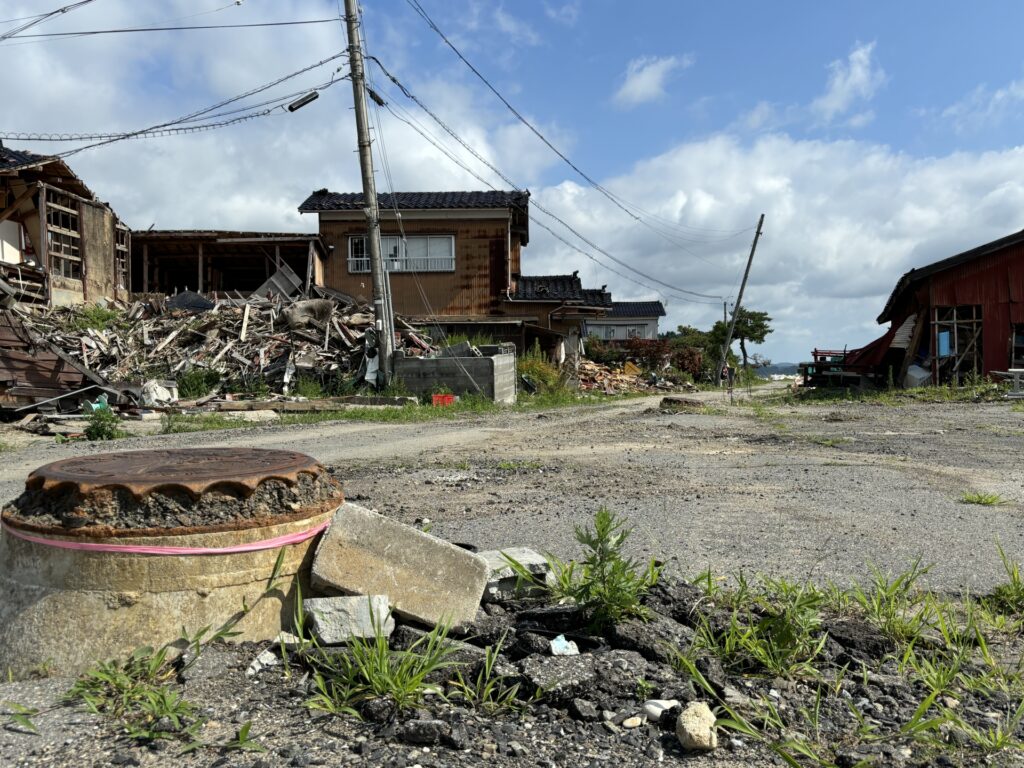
[0,519,331,556]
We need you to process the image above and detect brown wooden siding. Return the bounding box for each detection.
[318,217,520,317]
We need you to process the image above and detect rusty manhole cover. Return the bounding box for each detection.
[26,448,324,499]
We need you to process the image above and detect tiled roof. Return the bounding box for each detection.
[0,145,54,171]
[298,190,529,212]
[512,273,612,306]
[606,301,666,318]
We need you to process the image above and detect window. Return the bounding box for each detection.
[46,191,82,280]
[605,326,616,340]
[1012,325,1024,369]
[348,235,454,273]
[115,225,129,289]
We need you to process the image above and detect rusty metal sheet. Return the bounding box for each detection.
[26,447,325,499]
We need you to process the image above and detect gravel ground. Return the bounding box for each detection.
[0,389,1022,766]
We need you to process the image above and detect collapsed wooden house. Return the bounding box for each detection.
[0,144,129,306]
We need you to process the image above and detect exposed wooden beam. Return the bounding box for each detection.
[0,186,35,225]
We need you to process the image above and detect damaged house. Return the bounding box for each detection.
[0,145,129,306]
[298,190,611,354]
[807,228,1024,386]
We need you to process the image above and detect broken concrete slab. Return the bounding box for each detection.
[311,503,488,629]
[303,595,394,644]
[478,547,552,603]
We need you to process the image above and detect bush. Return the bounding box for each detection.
[68,305,121,332]
[517,341,563,393]
[505,508,661,630]
[85,407,123,441]
[177,369,221,400]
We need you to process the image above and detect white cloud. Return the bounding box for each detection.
[493,7,541,46]
[942,78,1024,134]
[544,1,582,26]
[811,41,886,125]
[613,54,694,109]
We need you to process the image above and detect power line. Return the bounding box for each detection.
[403,0,749,246]
[3,18,339,41]
[369,58,723,302]
[0,52,347,171]
[0,0,97,42]
[379,95,720,306]
[0,75,347,141]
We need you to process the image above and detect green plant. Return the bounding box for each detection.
[635,677,655,701]
[951,701,1024,752]
[518,340,565,394]
[176,369,221,400]
[305,608,458,715]
[987,543,1024,614]
[293,375,324,399]
[960,491,1007,506]
[2,701,39,733]
[221,720,265,753]
[68,304,121,332]
[84,407,124,440]
[161,412,247,434]
[850,558,934,645]
[504,509,661,630]
[450,634,523,713]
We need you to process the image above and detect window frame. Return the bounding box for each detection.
[348,234,455,274]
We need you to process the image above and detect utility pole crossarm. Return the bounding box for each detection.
[719,213,764,386]
[343,0,395,386]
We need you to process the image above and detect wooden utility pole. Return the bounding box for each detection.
[344,0,394,385]
[718,213,764,386]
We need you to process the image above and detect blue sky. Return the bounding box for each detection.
[6,1,1024,362]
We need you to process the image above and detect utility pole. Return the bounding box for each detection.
[344,0,394,386]
[718,213,764,387]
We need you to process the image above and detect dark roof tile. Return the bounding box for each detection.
[512,273,612,306]
[298,189,529,212]
[0,146,54,171]
[607,301,666,318]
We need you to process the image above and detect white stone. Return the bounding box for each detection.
[303,595,394,644]
[478,547,552,603]
[622,716,644,728]
[246,648,280,677]
[643,699,679,722]
[676,701,718,751]
[549,634,579,656]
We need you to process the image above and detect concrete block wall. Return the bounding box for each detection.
[394,351,517,404]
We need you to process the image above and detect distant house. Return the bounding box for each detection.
[130,230,328,297]
[0,145,128,306]
[299,190,610,354]
[585,300,666,341]
[822,228,1024,386]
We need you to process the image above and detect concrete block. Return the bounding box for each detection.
[478,547,552,603]
[303,595,394,644]
[311,503,488,628]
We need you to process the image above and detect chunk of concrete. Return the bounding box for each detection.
[311,503,488,628]
[478,547,552,603]
[303,595,394,644]
[676,701,718,751]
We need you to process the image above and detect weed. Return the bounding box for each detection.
[305,609,458,714]
[161,413,245,434]
[293,375,324,399]
[634,677,655,701]
[221,720,265,753]
[807,436,851,448]
[176,369,221,400]
[951,701,1024,752]
[987,543,1024,615]
[2,701,39,733]
[84,407,125,441]
[849,558,933,645]
[67,304,121,332]
[450,634,524,713]
[960,491,1007,506]
[504,509,661,630]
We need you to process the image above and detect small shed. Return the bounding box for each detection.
[856,229,1024,385]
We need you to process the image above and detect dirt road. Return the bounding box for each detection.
[2,388,1021,593]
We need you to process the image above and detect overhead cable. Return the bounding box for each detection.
[403,0,749,245]
[4,18,339,41]
[369,59,722,301]
[0,0,97,42]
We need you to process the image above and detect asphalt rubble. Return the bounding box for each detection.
[3,498,1023,767]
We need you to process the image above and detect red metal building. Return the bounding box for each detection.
[850,229,1024,385]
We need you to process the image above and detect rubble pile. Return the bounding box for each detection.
[8,292,435,403]
[576,359,694,394]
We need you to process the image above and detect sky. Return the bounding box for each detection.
[5,1,1024,363]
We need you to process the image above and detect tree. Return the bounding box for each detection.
[730,309,773,369]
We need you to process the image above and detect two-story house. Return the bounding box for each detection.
[298,189,610,352]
